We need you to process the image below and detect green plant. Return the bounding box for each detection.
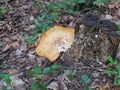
[27,36,37,46]
[37,0,87,15]
[0,73,14,90]
[43,64,61,75]
[0,65,3,69]
[28,67,47,90]
[0,7,6,16]
[0,74,11,85]
[34,12,57,33]
[93,0,117,6]
[35,0,117,15]
[64,70,76,80]
[105,56,120,86]
[116,25,120,36]
[22,11,57,45]
[28,67,42,80]
[81,74,91,90]
[22,33,37,46]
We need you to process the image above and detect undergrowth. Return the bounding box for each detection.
[105,56,120,86]
[22,0,118,45]
[0,7,6,16]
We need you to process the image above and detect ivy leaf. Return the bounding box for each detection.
[116,64,120,71]
[78,0,86,3]
[0,74,11,84]
[51,69,58,75]
[64,70,76,80]
[31,82,37,90]
[28,67,41,75]
[51,64,61,70]
[107,56,114,66]
[113,60,118,65]
[105,69,112,76]
[28,36,37,45]
[114,77,120,86]
[93,0,109,6]
[37,83,47,90]
[43,67,51,74]
[81,74,91,84]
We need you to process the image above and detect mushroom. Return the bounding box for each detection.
[35,26,75,62]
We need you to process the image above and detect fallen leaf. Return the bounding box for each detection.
[113,16,120,21]
[12,42,20,49]
[113,86,120,90]
[100,82,110,90]
[108,3,115,9]
[3,42,13,52]
[6,24,11,31]
[9,69,19,75]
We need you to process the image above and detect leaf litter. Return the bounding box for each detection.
[0,0,120,90]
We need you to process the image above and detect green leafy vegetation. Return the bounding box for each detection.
[33,12,55,33]
[64,70,76,80]
[0,73,14,90]
[28,67,47,90]
[35,0,116,15]
[117,25,120,36]
[28,64,61,90]
[93,0,117,6]
[43,64,61,75]
[0,74,11,84]
[22,11,59,45]
[81,74,91,90]
[105,56,120,86]
[0,7,6,16]
[0,65,3,69]
[22,33,37,46]
[24,0,118,46]
[28,67,42,80]
[28,64,62,89]
[31,82,46,90]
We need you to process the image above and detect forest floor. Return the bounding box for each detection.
[0,0,120,90]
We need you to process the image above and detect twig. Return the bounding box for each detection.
[62,66,106,72]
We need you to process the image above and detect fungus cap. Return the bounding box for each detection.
[35,26,75,62]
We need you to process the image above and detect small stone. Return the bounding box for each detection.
[15,49,22,56]
[29,15,34,21]
[25,66,32,70]
[0,80,3,90]
[105,14,113,20]
[92,72,100,78]
[27,53,35,59]
[28,25,35,30]
[47,82,59,90]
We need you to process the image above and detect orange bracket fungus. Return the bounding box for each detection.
[35,26,75,62]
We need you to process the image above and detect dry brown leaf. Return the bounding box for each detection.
[108,3,115,9]
[3,41,13,52]
[9,69,19,75]
[100,82,110,90]
[113,86,120,90]
[6,23,12,31]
